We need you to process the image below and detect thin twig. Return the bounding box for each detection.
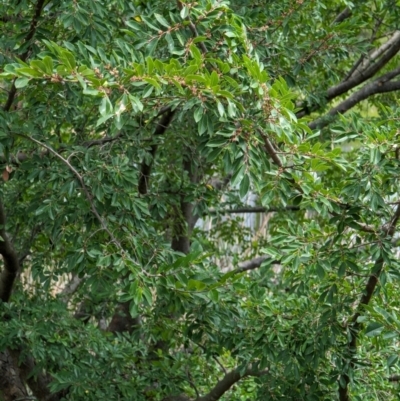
[208,206,300,214]
[18,134,121,249]
[177,0,208,54]
[258,129,282,167]
[339,201,400,400]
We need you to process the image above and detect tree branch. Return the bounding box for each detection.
[8,349,65,401]
[333,7,351,24]
[208,206,300,214]
[338,202,400,400]
[235,256,273,273]
[197,367,268,401]
[177,1,208,54]
[347,31,400,80]
[0,202,20,302]
[0,350,29,401]
[82,133,123,148]
[309,68,400,130]
[297,30,400,119]
[260,131,283,167]
[60,275,83,303]
[172,157,199,253]
[107,301,141,333]
[3,0,46,112]
[138,108,175,195]
[18,134,122,249]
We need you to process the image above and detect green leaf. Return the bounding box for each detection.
[15,77,30,88]
[15,67,43,77]
[42,56,54,74]
[99,96,113,116]
[60,50,76,71]
[154,13,170,28]
[261,247,280,259]
[187,279,206,291]
[231,164,245,186]
[194,107,203,123]
[239,174,250,198]
[30,60,49,74]
[129,95,144,111]
[142,287,153,305]
[144,77,161,90]
[190,44,202,61]
[217,102,225,117]
[210,71,219,87]
[387,355,398,368]
[365,322,384,337]
[180,6,189,19]
[96,114,113,127]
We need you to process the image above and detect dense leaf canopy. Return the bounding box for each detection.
[1,0,400,400]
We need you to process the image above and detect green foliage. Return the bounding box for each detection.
[2,0,400,400]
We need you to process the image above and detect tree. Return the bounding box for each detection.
[1,0,400,400]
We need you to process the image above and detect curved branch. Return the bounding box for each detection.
[19,134,122,249]
[236,256,271,273]
[3,0,47,111]
[8,348,65,401]
[338,202,400,400]
[297,31,400,119]
[82,133,123,148]
[348,31,400,80]
[259,130,282,167]
[309,68,400,130]
[328,30,400,97]
[0,350,29,400]
[333,7,351,24]
[197,367,268,401]
[0,202,20,302]
[177,1,208,54]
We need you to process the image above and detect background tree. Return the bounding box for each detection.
[1,0,400,400]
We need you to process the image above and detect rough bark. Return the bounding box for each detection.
[297,30,400,119]
[138,109,175,196]
[338,203,400,400]
[309,68,400,130]
[0,350,29,401]
[0,202,20,302]
[171,157,199,253]
[8,349,65,401]
[197,367,268,401]
[107,301,141,333]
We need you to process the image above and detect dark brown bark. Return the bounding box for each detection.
[197,368,268,401]
[0,350,29,401]
[338,203,400,400]
[3,0,46,112]
[138,109,175,195]
[107,108,176,334]
[8,349,65,401]
[171,157,199,253]
[334,7,351,24]
[236,256,271,273]
[297,31,400,120]
[0,202,20,302]
[309,67,400,130]
[0,3,57,398]
[107,301,141,333]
